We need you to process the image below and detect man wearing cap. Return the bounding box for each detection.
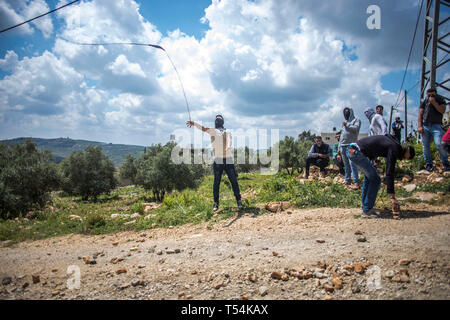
[187,115,243,212]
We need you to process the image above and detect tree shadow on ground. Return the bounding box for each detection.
[223,206,262,228]
[375,209,450,220]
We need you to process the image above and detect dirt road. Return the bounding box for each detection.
[1,202,449,300]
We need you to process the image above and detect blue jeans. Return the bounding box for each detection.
[422,124,450,166]
[213,159,241,204]
[346,147,381,212]
[340,146,360,185]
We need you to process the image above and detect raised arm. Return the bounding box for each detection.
[186,121,209,133]
[429,96,446,114]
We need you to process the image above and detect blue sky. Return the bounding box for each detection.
[0,0,448,146]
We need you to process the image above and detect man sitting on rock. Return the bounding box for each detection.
[305,136,332,179]
[332,131,345,176]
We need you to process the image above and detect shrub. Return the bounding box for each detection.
[120,154,137,184]
[134,142,205,201]
[0,139,60,219]
[59,146,117,201]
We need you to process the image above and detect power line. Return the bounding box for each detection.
[394,0,425,108]
[0,0,81,34]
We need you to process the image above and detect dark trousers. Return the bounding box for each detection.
[213,159,241,204]
[333,157,345,175]
[305,157,329,176]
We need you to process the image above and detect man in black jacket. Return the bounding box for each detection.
[346,134,415,218]
[305,136,332,179]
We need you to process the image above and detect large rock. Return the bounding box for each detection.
[403,184,417,192]
[412,192,436,202]
[143,203,162,213]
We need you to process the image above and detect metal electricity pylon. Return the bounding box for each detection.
[420,0,450,101]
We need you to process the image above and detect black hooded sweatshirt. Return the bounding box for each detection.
[356,134,403,194]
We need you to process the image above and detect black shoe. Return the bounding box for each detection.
[425,164,434,172]
[237,200,243,210]
[213,203,219,211]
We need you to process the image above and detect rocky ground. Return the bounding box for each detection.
[1,200,449,300]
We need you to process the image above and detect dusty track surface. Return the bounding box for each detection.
[1,202,449,300]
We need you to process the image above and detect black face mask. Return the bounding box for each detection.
[215,118,224,129]
[343,109,351,120]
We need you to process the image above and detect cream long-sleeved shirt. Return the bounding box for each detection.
[206,128,233,159]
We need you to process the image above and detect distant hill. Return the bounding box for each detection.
[0,137,146,167]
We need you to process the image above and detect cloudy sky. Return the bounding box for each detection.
[0,0,449,147]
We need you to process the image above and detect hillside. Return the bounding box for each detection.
[0,137,146,167]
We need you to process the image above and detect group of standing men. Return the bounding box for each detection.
[306,87,448,218]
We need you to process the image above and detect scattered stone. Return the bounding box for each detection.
[248,274,257,283]
[68,215,82,221]
[392,274,410,283]
[416,170,431,176]
[354,264,365,274]
[323,284,334,293]
[403,184,417,192]
[357,236,367,242]
[351,280,360,293]
[316,239,325,244]
[131,279,145,287]
[265,202,281,213]
[130,213,141,219]
[2,277,12,286]
[241,295,249,300]
[156,250,163,255]
[116,268,127,275]
[119,283,130,290]
[385,270,396,279]
[32,274,40,284]
[259,286,268,296]
[112,242,119,246]
[343,265,354,272]
[22,282,29,289]
[412,192,436,202]
[143,203,162,213]
[402,176,413,183]
[271,272,283,280]
[138,264,146,269]
[398,259,411,266]
[166,249,181,254]
[178,291,185,297]
[272,251,279,257]
[110,257,124,264]
[354,230,363,235]
[213,280,225,290]
[324,295,333,301]
[51,290,60,296]
[245,242,251,246]
[191,270,198,275]
[332,277,343,290]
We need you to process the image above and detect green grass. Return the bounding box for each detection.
[1,172,448,244]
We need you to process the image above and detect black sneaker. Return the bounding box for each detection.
[237,200,243,210]
[425,164,434,172]
[213,203,219,211]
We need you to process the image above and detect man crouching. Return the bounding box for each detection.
[345,134,415,218]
